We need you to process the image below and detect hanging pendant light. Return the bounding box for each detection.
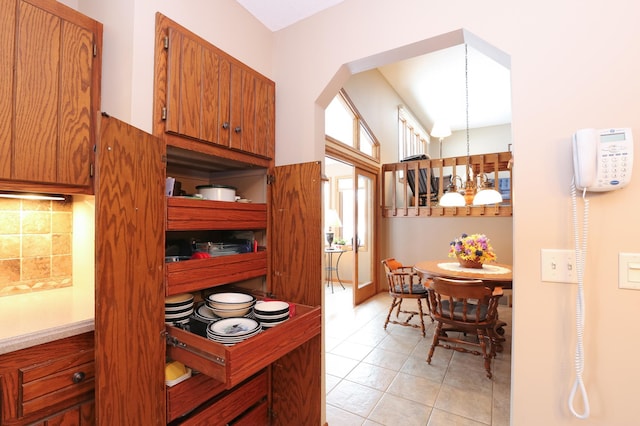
[461,43,477,206]
[439,175,465,206]
[473,173,504,205]
[439,44,503,207]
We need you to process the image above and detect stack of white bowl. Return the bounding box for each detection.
[205,292,256,319]
[206,317,261,346]
[254,300,290,329]
[165,293,194,326]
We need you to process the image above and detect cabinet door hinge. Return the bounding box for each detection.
[164,36,169,49]
[161,107,167,121]
[93,43,97,57]
[266,174,275,185]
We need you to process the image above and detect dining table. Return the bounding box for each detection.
[413,259,512,289]
[413,259,513,351]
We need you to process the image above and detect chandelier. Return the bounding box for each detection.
[439,44,503,207]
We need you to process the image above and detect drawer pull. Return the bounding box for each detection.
[72,371,86,383]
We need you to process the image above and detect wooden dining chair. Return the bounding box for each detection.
[426,276,503,378]
[381,258,431,337]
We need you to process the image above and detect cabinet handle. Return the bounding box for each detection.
[222,122,229,129]
[72,371,86,384]
[234,127,242,133]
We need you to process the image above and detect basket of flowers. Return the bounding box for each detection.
[449,233,497,269]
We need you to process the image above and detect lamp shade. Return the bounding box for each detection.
[473,188,503,205]
[439,191,465,207]
[430,121,452,139]
[325,209,342,230]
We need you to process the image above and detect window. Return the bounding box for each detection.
[325,90,379,160]
[398,106,430,160]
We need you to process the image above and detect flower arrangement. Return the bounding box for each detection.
[448,233,497,264]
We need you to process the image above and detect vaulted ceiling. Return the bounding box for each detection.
[235,0,511,133]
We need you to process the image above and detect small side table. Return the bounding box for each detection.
[325,248,346,293]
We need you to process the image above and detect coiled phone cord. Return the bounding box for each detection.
[569,180,591,419]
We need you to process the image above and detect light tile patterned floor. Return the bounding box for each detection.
[325,284,511,426]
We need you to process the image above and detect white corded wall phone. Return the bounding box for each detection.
[572,127,633,191]
[568,128,634,419]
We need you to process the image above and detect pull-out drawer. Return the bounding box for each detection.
[166,197,267,231]
[165,251,267,296]
[169,370,268,425]
[166,303,321,389]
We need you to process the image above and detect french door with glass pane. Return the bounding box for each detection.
[338,167,377,305]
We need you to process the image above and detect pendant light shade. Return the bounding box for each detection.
[473,188,503,205]
[439,191,466,207]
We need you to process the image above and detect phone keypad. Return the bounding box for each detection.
[598,150,630,186]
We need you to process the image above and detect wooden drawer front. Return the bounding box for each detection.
[166,197,267,231]
[20,351,95,417]
[165,251,267,296]
[166,373,226,422]
[167,304,321,389]
[231,399,268,426]
[177,371,267,426]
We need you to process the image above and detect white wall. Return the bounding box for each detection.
[272,1,640,425]
[69,0,640,423]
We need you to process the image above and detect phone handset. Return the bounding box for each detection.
[572,128,598,190]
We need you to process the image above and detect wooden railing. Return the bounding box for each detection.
[381,151,513,218]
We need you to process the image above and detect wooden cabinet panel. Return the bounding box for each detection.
[0,0,102,192]
[165,28,221,145]
[0,332,94,425]
[156,14,274,161]
[0,0,17,180]
[94,115,166,426]
[254,77,275,159]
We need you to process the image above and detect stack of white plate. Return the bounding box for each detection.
[254,300,290,329]
[206,317,261,346]
[165,293,194,326]
[205,292,257,318]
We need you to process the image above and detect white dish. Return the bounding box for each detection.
[208,306,251,318]
[165,293,194,307]
[195,304,217,320]
[261,318,289,328]
[254,311,289,320]
[208,318,260,337]
[254,300,289,315]
[164,309,194,320]
[207,292,256,309]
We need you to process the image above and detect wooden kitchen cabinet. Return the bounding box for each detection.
[0,332,95,426]
[0,0,102,195]
[162,155,322,424]
[92,23,323,423]
[156,13,274,165]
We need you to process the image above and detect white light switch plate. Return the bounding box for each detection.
[619,253,640,290]
[541,249,578,283]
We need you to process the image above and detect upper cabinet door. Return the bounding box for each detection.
[156,13,274,163]
[0,0,102,192]
[165,28,221,145]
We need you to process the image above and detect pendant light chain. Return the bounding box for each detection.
[465,43,471,182]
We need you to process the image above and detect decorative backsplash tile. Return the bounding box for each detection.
[0,198,73,296]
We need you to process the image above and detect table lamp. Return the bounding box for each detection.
[325,209,342,247]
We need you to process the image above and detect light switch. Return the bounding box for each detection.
[618,253,640,290]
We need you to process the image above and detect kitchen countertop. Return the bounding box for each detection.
[0,286,94,355]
